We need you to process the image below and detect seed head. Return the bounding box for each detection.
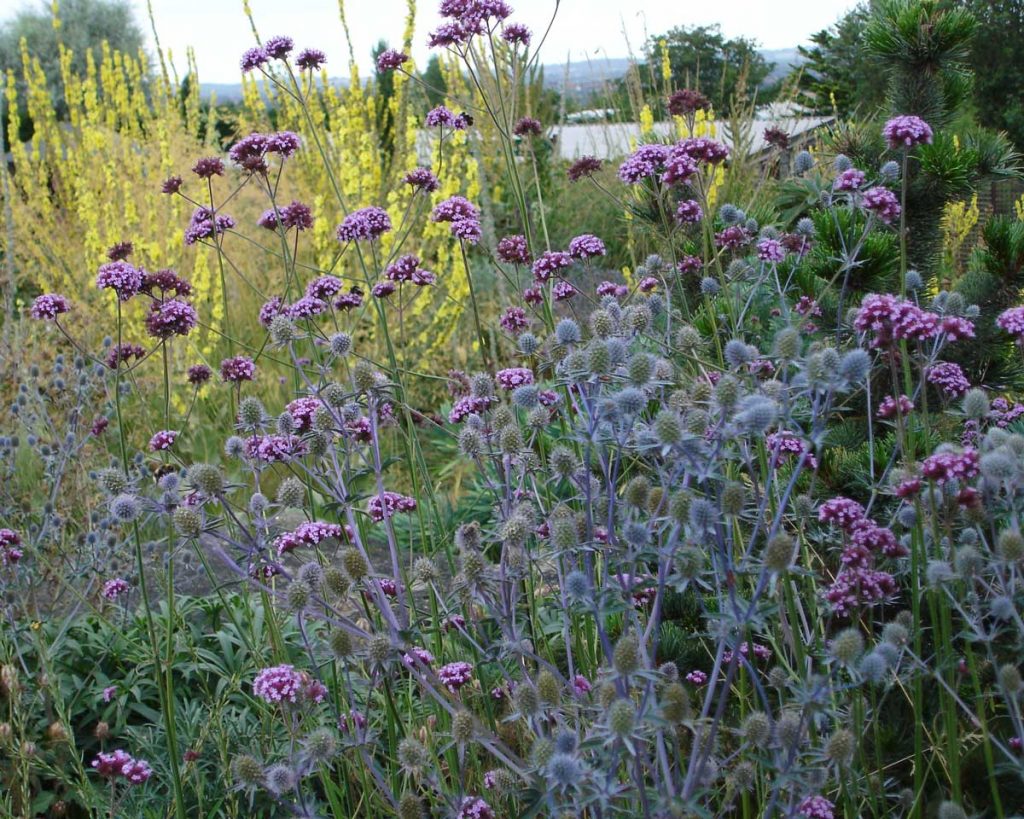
[352,361,377,392]
[764,532,795,572]
[537,670,561,704]
[173,506,202,538]
[451,710,475,744]
[231,754,264,788]
[329,628,354,658]
[608,699,635,736]
[741,711,770,745]
[188,463,224,496]
[342,548,368,580]
[286,578,312,611]
[397,738,430,778]
[264,763,297,795]
[613,634,641,675]
[830,628,864,666]
[654,410,683,445]
[366,634,393,664]
[826,728,856,766]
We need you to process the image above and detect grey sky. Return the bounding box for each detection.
[5,0,859,82]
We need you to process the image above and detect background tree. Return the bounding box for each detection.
[962,0,1024,149]
[634,25,774,116]
[420,55,448,108]
[0,0,146,109]
[795,3,887,117]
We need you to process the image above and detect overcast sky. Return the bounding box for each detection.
[5,0,858,82]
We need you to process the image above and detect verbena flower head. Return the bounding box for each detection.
[877,394,914,419]
[921,446,979,484]
[336,207,392,242]
[244,434,307,462]
[457,796,494,819]
[368,491,417,521]
[676,136,729,165]
[667,88,710,116]
[161,175,183,194]
[228,133,270,172]
[798,795,835,819]
[928,361,971,397]
[102,577,130,600]
[106,343,146,369]
[142,269,192,297]
[253,664,304,703]
[240,46,268,72]
[96,261,144,301]
[834,168,865,191]
[675,199,703,223]
[496,367,533,389]
[438,661,474,692]
[30,294,70,320]
[883,115,933,149]
[497,234,530,264]
[568,155,602,182]
[145,299,198,339]
[756,238,785,263]
[295,48,327,70]
[191,156,224,179]
[0,529,23,565]
[531,251,572,282]
[276,521,343,555]
[513,117,542,137]
[997,306,1024,340]
[763,125,789,150]
[818,496,865,531]
[148,430,177,451]
[265,131,301,157]
[500,306,528,335]
[861,186,901,223]
[431,196,479,223]
[92,750,153,784]
[376,48,408,72]
[618,143,670,184]
[854,293,938,346]
[501,22,531,45]
[568,234,606,260]
[220,356,256,383]
[425,105,458,128]
[404,167,440,192]
[264,35,294,59]
[187,364,212,385]
[184,207,235,245]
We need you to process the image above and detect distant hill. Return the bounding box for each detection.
[198,49,805,104]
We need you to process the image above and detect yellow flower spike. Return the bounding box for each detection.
[640,105,655,137]
[659,39,671,85]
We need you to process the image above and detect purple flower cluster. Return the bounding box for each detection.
[997,305,1024,340]
[276,521,344,555]
[0,529,22,565]
[756,238,785,263]
[513,116,542,137]
[500,306,528,335]
[854,293,939,347]
[766,431,817,468]
[568,234,606,260]
[187,364,212,385]
[825,567,897,618]
[438,660,474,692]
[220,356,256,383]
[96,261,144,301]
[928,361,971,397]
[449,394,494,423]
[337,207,393,242]
[834,168,865,191]
[384,254,435,285]
[184,207,235,245]
[286,396,325,432]
[148,429,178,451]
[191,156,224,179]
[567,155,602,182]
[798,795,835,819]
[877,394,913,419]
[457,796,494,819]
[714,225,751,250]
[531,250,572,282]
[105,343,146,369]
[30,293,71,320]
[102,577,130,600]
[676,137,729,165]
[92,750,153,784]
[921,447,979,484]
[597,281,629,298]
[861,186,901,223]
[253,664,304,703]
[883,115,933,149]
[497,234,530,264]
[501,22,530,45]
[617,143,670,184]
[145,299,198,339]
[431,196,481,243]
[368,491,417,522]
[496,367,534,389]
[404,167,440,192]
[674,199,703,224]
[425,106,471,129]
[296,48,327,71]
[376,49,409,71]
[258,200,313,231]
[244,434,307,463]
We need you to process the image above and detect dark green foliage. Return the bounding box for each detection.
[632,25,774,116]
[796,3,887,117]
[864,0,977,129]
[964,0,1024,149]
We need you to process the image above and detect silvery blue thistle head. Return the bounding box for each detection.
[719,204,742,224]
[879,159,900,180]
[833,154,852,172]
[838,349,871,384]
[734,395,778,433]
[555,318,581,346]
[724,339,756,369]
[616,387,647,415]
[512,385,539,409]
[795,217,816,237]
[794,150,814,173]
[700,277,720,296]
[905,269,923,291]
[518,332,540,354]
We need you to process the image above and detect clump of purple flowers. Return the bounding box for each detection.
[883,115,933,148]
